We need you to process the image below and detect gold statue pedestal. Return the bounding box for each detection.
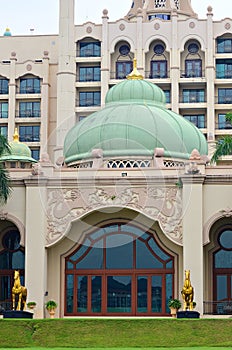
[177,311,200,319]
[3,310,33,319]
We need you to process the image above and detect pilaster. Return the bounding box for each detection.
[56,0,76,159]
[206,6,215,142]
[181,174,205,315]
[40,52,50,153]
[25,178,48,318]
[101,10,109,106]
[170,9,179,114]
[8,54,17,140]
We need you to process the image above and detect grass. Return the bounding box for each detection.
[0,319,231,348]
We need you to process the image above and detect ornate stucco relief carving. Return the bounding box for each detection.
[47,186,183,246]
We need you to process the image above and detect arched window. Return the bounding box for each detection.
[213,227,232,314]
[0,229,25,305]
[65,223,174,316]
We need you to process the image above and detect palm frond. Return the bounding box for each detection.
[0,135,11,157]
[211,135,232,163]
[0,164,12,204]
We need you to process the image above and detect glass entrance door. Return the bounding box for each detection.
[65,223,175,316]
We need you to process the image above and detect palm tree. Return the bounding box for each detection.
[0,135,12,203]
[211,112,232,163]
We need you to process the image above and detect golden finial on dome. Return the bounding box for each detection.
[13,128,19,142]
[126,58,143,80]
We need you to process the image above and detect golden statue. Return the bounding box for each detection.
[181,270,194,311]
[12,270,27,311]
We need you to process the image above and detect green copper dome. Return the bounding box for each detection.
[64,71,208,165]
[0,130,37,163]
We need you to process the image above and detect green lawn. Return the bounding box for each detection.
[0,348,231,350]
[0,319,231,348]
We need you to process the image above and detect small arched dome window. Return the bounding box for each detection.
[188,43,199,54]
[154,44,165,55]
[119,45,130,56]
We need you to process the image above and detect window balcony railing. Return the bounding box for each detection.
[216,96,232,104]
[216,70,232,79]
[179,96,206,103]
[76,49,101,58]
[180,70,205,78]
[204,301,232,315]
[216,121,232,130]
[0,112,8,118]
[110,72,130,80]
[145,71,169,79]
[76,74,101,82]
[77,99,101,107]
[0,88,8,94]
[17,87,41,94]
[16,110,41,118]
[20,135,40,142]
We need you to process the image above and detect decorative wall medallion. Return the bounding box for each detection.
[154,23,160,30]
[86,26,92,33]
[119,23,125,31]
[189,22,195,29]
[46,185,183,246]
[26,64,32,71]
[225,23,231,30]
[11,51,16,57]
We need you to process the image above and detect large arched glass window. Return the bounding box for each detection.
[0,229,25,305]
[65,223,174,316]
[213,228,232,314]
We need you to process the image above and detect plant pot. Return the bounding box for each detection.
[170,307,177,318]
[28,305,36,310]
[48,309,56,318]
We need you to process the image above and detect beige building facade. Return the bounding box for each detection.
[0,0,232,318]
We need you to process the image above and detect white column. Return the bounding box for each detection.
[136,10,144,75]
[170,9,179,113]
[25,179,47,318]
[101,10,109,106]
[205,7,215,149]
[40,53,50,154]
[181,175,205,315]
[55,0,76,159]
[8,55,17,140]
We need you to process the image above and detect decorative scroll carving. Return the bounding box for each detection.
[46,186,183,246]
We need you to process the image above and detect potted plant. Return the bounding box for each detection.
[45,300,58,318]
[168,299,181,318]
[27,301,37,310]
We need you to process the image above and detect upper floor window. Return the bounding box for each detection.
[150,60,167,78]
[217,38,232,53]
[31,148,40,161]
[163,90,171,103]
[0,79,9,94]
[79,91,101,107]
[185,59,202,78]
[116,61,133,79]
[19,102,40,118]
[0,102,8,118]
[79,42,101,57]
[20,77,41,94]
[217,114,232,130]
[216,59,232,79]
[184,115,206,129]
[19,125,40,142]
[218,89,232,104]
[0,126,8,137]
[149,14,170,20]
[182,89,205,103]
[79,67,101,82]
